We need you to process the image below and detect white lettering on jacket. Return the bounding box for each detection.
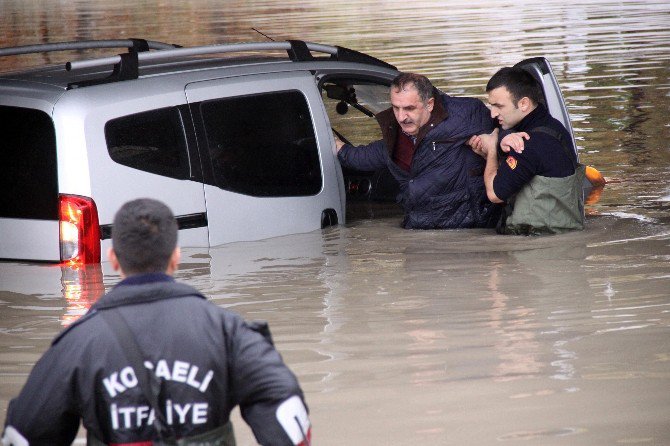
[103,367,137,397]
[103,360,214,431]
[110,401,208,430]
[102,360,214,397]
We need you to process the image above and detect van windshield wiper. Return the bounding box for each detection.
[323,84,375,117]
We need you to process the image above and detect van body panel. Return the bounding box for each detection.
[0,220,60,261]
[71,84,210,247]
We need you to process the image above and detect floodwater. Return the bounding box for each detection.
[1,0,669,444]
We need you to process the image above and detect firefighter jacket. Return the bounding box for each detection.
[3,275,308,445]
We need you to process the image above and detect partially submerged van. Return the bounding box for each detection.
[0,39,576,264]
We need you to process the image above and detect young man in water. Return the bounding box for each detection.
[335,72,500,229]
[2,198,311,445]
[471,67,585,234]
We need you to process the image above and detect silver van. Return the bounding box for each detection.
[0,39,574,264]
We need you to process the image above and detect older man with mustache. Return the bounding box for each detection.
[335,72,500,229]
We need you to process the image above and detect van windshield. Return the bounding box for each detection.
[0,106,58,220]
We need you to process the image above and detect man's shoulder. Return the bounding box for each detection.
[440,93,486,110]
[53,281,213,345]
[525,125,571,157]
[522,125,576,177]
[433,94,492,136]
[439,94,490,126]
[525,110,572,144]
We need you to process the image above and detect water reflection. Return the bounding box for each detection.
[60,264,106,326]
[484,265,544,383]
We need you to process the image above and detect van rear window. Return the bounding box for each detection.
[0,106,58,220]
[200,90,322,197]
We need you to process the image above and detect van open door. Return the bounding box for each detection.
[514,57,578,161]
[515,57,606,201]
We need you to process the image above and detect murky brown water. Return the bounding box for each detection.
[1,0,669,444]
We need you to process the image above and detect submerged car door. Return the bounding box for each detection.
[514,57,578,159]
[185,71,344,246]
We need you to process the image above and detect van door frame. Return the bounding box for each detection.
[514,57,578,160]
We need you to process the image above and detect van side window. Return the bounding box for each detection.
[0,106,58,220]
[105,107,190,180]
[200,90,322,197]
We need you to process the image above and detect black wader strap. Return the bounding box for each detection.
[530,126,578,169]
[100,309,177,444]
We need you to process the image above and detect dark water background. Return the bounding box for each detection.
[1,0,669,444]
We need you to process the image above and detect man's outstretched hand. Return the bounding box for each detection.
[333,133,345,152]
[500,132,530,154]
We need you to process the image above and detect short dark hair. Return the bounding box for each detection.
[111,198,178,275]
[486,67,543,105]
[391,72,435,104]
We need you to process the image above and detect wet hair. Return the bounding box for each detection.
[111,198,178,275]
[391,72,435,104]
[486,67,543,106]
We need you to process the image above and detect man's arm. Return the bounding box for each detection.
[227,316,310,446]
[469,131,529,159]
[336,138,388,172]
[483,132,504,204]
[3,345,80,445]
[470,128,505,203]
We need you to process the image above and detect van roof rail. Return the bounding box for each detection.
[0,39,179,57]
[1,39,396,89]
[64,40,395,73]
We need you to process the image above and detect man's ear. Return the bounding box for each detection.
[518,96,532,113]
[108,247,120,272]
[426,97,435,112]
[166,246,181,275]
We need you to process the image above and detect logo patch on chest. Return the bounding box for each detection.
[506,156,518,170]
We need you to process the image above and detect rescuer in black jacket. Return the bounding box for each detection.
[2,198,311,446]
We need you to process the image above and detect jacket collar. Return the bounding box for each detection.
[91,279,206,311]
[116,272,173,287]
[513,103,549,132]
[376,92,449,154]
[53,279,205,345]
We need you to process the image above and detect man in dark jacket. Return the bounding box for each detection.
[2,199,311,446]
[336,72,500,229]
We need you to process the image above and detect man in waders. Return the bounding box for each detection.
[472,67,585,235]
[2,198,311,446]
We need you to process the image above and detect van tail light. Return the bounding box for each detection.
[59,195,101,264]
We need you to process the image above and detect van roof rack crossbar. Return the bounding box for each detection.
[64,40,396,74]
[0,39,179,57]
